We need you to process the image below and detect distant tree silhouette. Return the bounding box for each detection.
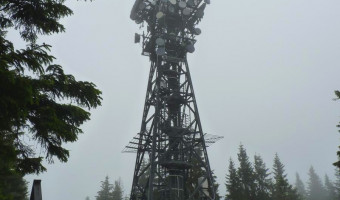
[225,146,303,200]
[237,145,256,200]
[211,170,221,200]
[253,155,271,200]
[96,176,114,200]
[324,174,337,200]
[225,159,242,200]
[335,169,340,199]
[112,178,124,200]
[186,151,205,199]
[295,173,307,200]
[306,166,326,200]
[138,159,149,187]
[272,154,300,200]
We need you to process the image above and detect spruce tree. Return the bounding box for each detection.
[186,151,205,199]
[138,159,150,187]
[295,173,307,200]
[335,169,340,199]
[0,174,28,200]
[253,155,272,200]
[334,91,340,169]
[0,0,103,196]
[306,166,326,200]
[112,178,124,200]
[2,2,102,199]
[237,145,255,200]
[324,174,337,200]
[96,176,114,200]
[225,159,242,200]
[272,154,300,200]
[211,170,221,200]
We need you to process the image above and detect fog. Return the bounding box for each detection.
[22,0,340,199]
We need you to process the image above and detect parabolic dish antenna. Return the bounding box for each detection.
[183,8,191,16]
[169,0,177,5]
[194,28,202,35]
[186,44,195,53]
[187,0,195,7]
[179,1,187,9]
[156,11,165,19]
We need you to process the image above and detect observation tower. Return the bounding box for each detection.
[123,0,222,199]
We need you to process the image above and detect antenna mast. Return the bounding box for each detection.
[125,1,219,200]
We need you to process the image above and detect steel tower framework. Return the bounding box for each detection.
[125,1,220,200]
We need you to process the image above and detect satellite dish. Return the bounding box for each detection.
[156,47,166,56]
[156,38,165,46]
[156,12,165,19]
[194,28,201,35]
[187,0,195,7]
[205,0,211,4]
[186,44,195,53]
[169,0,176,5]
[183,8,191,16]
[179,1,187,9]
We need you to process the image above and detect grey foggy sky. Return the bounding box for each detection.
[20,0,340,199]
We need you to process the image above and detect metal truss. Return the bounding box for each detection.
[126,1,221,200]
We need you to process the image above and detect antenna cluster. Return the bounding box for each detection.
[126,1,221,200]
[131,0,210,58]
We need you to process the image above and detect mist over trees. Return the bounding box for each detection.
[335,170,340,199]
[88,147,340,200]
[225,145,340,200]
[225,145,300,200]
[253,155,272,200]
[307,166,326,200]
[295,173,307,199]
[96,176,124,200]
[272,154,300,200]
[1,1,339,199]
[324,174,337,200]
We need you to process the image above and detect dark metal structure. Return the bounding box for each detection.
[30,180,42,200]
[126,0,220,200]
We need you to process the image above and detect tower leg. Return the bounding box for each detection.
[129,59,215,200]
